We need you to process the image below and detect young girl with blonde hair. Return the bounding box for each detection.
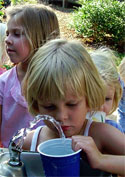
[23,39,125,176]
[0,4,60,148]
[89,47,123,132]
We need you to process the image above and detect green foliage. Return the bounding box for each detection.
[70,0,125,51]
[0,10,4,16]
[0,0,5,21]
[3,64,13,70]
[114,52,125,66]
[11,0,37,5]
[0,0,3,8]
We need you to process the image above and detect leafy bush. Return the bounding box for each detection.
[0,0,5,21]
[70,0,125,52]
[2,0,11,7]
[11,0,37,5]
[0,0,4,8]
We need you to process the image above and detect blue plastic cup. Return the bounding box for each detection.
[37,138,81,177]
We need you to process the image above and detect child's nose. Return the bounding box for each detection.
[56,110,68,123]
[5,35,13,45]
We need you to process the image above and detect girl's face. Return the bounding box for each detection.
[5,18,31,64]
[100,85,115,115]
[38,92,89,137]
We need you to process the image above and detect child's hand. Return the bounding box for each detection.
[71,135,102,169]
[72,136,125,175]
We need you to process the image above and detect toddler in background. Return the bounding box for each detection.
[89,47,123,132]
[0,4,60,148]
[117,58,125,132]
[23,39,124,176]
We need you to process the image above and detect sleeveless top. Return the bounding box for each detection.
[30,119,93,151]
[30,120,112,177]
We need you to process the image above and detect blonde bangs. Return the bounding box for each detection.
[25,39,106,115]
[27,43,87,105]
[30,60,86,103]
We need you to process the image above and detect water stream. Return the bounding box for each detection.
[1,115,66,176]
[30,114,65,139]
[10,114,65,151]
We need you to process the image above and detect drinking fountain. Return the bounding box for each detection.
[0,141,27,176]
[0,115,63,177]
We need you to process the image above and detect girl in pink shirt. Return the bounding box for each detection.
[0,4,60,147]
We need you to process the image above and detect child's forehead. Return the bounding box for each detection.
[106,85,115,95]
[35,77,87,104]
[38,90,83,103]
[7,17,24,30]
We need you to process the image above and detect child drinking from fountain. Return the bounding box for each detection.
[117,58,125,132]
[23,39,125,176]
[0,4,60,148]
[88,47,123,132]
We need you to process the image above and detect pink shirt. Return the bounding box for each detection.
[0,66,40,147]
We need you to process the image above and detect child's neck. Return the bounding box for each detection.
[16,62,28,83]
[79,119,88,135]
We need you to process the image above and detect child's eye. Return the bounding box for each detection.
[43,105,56,110]
[105,97,111,101]
[14,32,21,37]
[67,103,77,107]
[14,29,23,37]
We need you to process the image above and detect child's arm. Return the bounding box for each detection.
[23,126,59,151]
[98,154,125,176]
[23,130,34,150]
[72,135,125,176]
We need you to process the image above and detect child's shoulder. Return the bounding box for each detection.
[0,66,15,79]
[0,66,17,92]
[90,121,123,139]
[90,121,116,137]
[91,120,114,129]
[90,121,107,132]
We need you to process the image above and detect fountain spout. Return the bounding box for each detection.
[8,141,22,166]
[0,140,27,177]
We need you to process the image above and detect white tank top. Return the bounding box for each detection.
[30,119,93,151]
[30,126,43,151]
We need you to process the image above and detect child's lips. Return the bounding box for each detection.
[61,126,70,131]
[7,48,16,54]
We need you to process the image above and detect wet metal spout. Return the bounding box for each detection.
[0,141,27,177]
[8,141,22,166]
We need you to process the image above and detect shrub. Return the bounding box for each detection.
[11,0,37,5]
[70,0,125,52]
[0,0,5,21]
